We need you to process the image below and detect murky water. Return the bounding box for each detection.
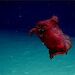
[0,31,74,75]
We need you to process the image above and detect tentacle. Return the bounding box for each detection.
[29,28,37,36]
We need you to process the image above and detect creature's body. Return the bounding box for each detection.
[30,16,72,59]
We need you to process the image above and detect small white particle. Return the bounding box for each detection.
[42,42,44,45]
[24,71,29,74]
[12,70,16,73]
[10,56,13,58]
[19,15,22,18]
[16,30,18,32]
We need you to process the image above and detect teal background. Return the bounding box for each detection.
[0,31,74,75]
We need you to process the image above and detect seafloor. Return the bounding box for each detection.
[0,30,75,75]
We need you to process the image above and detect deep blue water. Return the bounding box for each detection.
[0,31,74,75]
